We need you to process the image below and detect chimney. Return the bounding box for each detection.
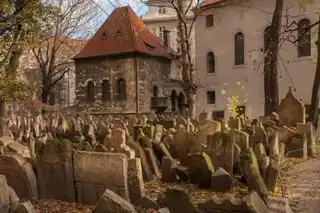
[163,30,170,49]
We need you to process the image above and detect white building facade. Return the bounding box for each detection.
[195,0,319,119]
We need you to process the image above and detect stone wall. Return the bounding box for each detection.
[75,54,181,115]
[14,139,132,205]
[73,151,129,205]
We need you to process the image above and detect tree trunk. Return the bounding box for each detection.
[41,91,49,104]
[264,0,283,116]
[186,92,196,119]
[0,100,8,117]
[308,15,320,129]
[41,87,50,104]
[176,0,196,119]
[7,50,22,78]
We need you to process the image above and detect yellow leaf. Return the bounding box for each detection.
[312,57,317,63]
[236,81,241,86]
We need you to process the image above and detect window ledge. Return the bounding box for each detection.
[206,103,216,106]
[296,56,312,61]
[232,64,246,69]
[205,72,216,77]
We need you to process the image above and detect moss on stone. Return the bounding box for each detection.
[54,139,70,153]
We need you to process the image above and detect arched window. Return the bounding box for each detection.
[101,80,110,102]
[117,78,127,101]
[235,32,244,65]
[87,81,95,102]
[171,90,177,112]
[207,52,215,73]
[153,85,159,97]
[298,19,311,57]
[178,92,185,113]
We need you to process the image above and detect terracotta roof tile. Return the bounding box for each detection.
[200,0,226,7]
[74,6,171,59]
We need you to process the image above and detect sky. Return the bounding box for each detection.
[76,0,148,39]
[100,0,148,19]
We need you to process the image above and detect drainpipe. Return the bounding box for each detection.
[134,56,139,116]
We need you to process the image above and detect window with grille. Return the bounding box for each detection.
[206,91,216,104]
[206,14,214,27]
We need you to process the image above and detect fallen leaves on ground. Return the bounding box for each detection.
[31,199,94,213]
[272,157,314,199]
[30,157,313,212]
[144,176,248,204]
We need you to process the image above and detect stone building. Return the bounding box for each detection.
[195,0,319,119]
[74,6,185,116]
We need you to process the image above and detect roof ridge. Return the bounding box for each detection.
[74,6,171,59]
[127,7,138,53]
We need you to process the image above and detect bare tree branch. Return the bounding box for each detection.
[31,0,100,104]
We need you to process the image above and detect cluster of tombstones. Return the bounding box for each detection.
[0,90,311,213]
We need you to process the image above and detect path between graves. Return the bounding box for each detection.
[286,157,320,213]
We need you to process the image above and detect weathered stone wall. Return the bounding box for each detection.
[75,54,180,115]
[73,151,129,205]
[75,56,135,114]
[137,56,171,113]
[36,139,75,202]
[33,141,130,205]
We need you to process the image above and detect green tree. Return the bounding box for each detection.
[1,0,56,76]
[0,0,54,116]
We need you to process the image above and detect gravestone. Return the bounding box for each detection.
[73,151,129,205]
[231,129,249,152]
[286,134,307,158]
[206,132,234,175]
[240,149,269,201]
[228,117,241,130]
[0,153,38,200]
[278,88,306,126]
[127,158,145,202]
[0,175,9,205]
[296,123,315,157]
[36,139,75,201]
[197,120,221,145]
[187,152,214,189]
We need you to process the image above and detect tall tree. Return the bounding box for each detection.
[264,0,284,116]
[0,0,55,76]
[0,0,52,118]
[309,16,320,128]
[31,0,101,104]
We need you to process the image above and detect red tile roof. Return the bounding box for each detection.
[74,6,171,59]
[200,0,226,7]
